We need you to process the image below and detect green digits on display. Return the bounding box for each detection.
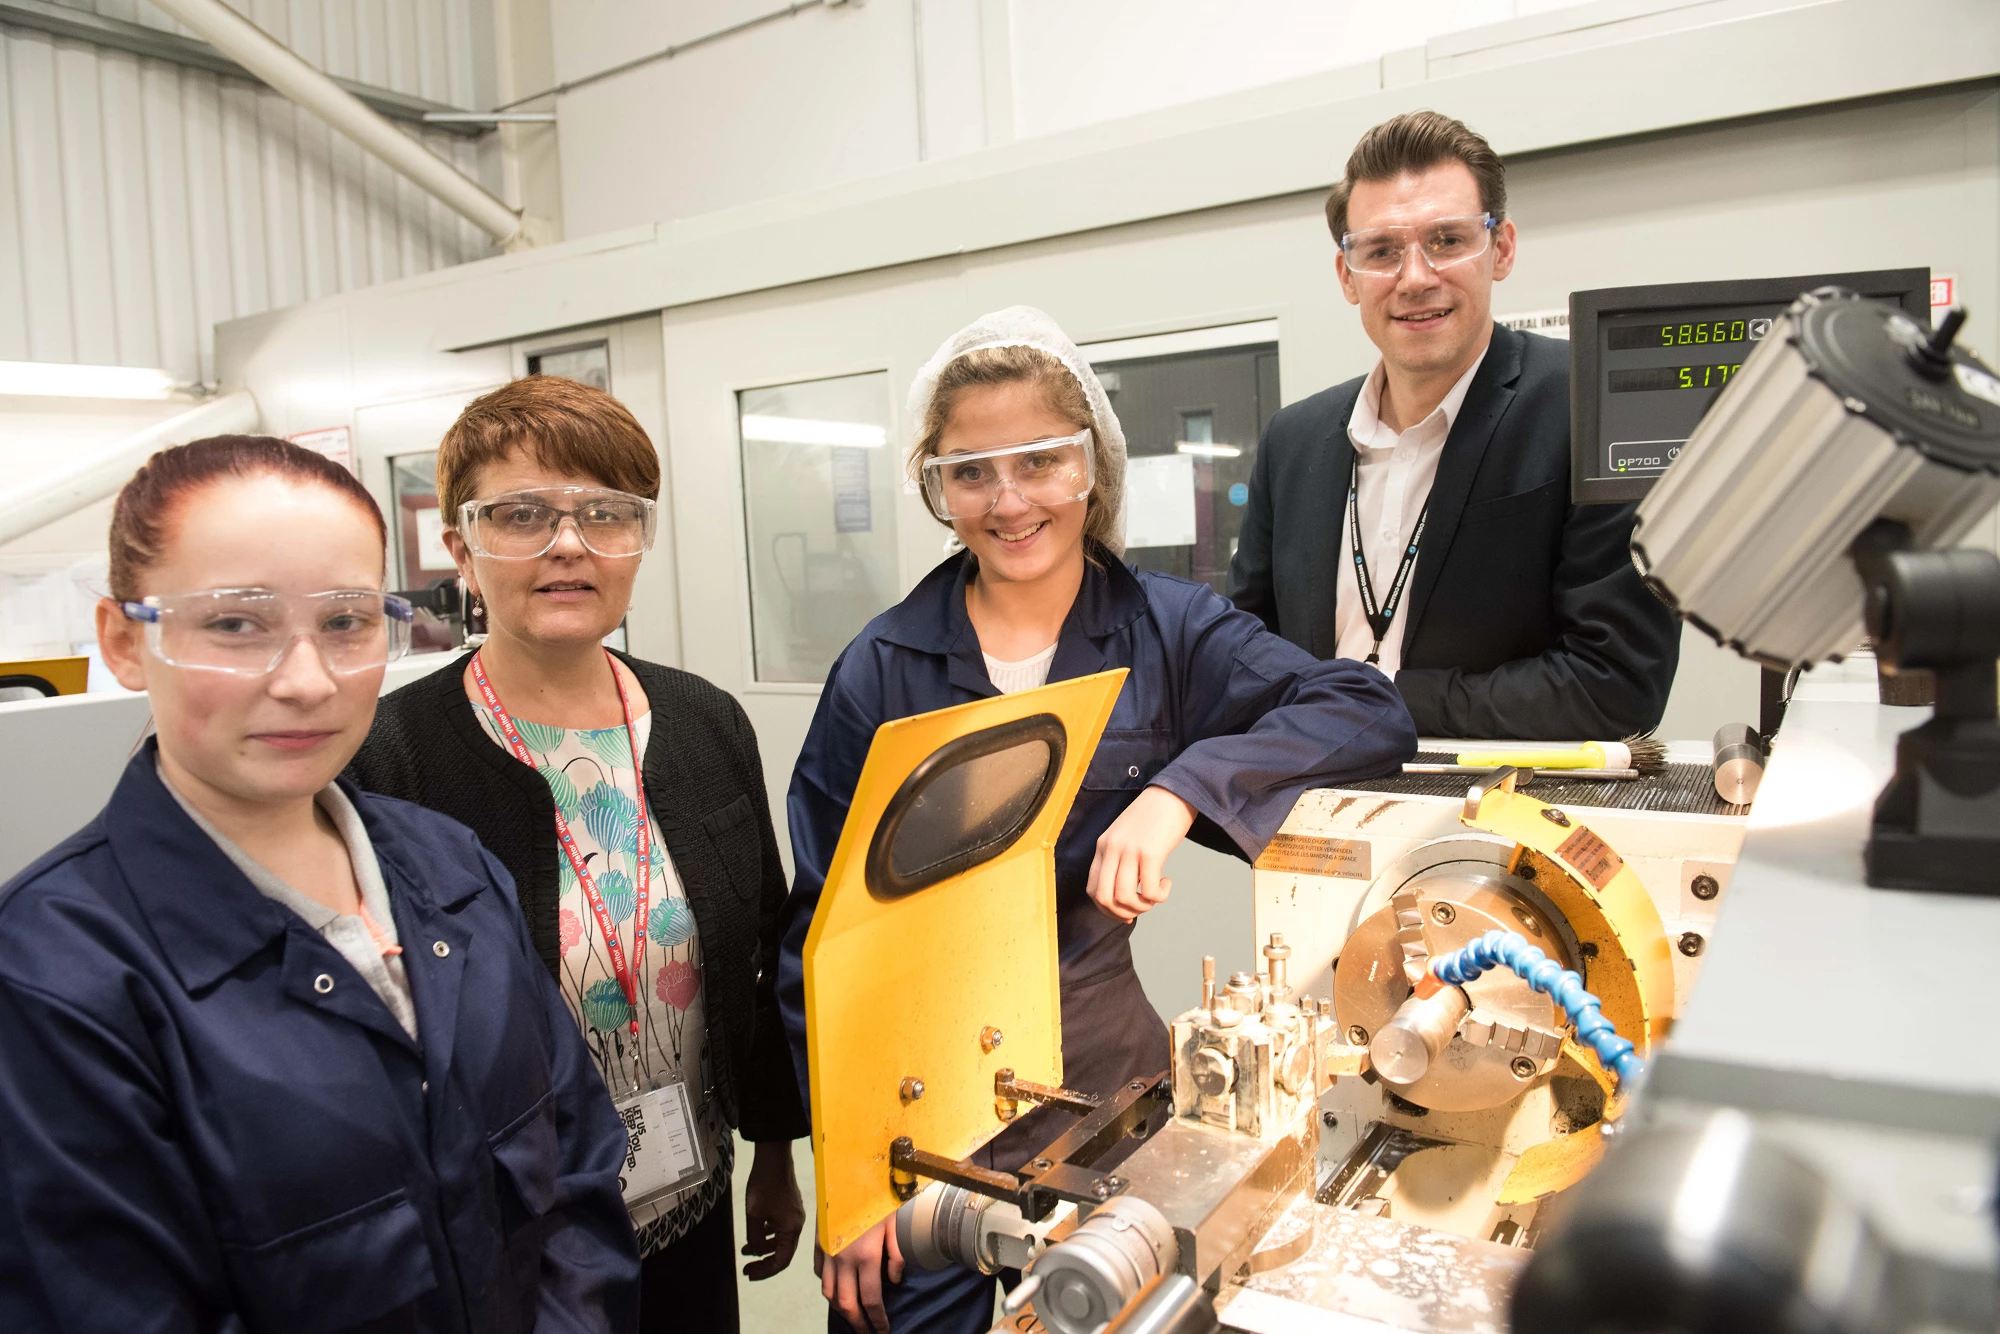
[1661,320,1749,347]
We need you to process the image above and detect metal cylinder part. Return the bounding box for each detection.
[1712,723,1766,805]
[1369,983,1471,1086]
[895,1182,1072,1276]
[1263,933,1292,994]
[1102,1273,1220,1334]
[897,1182,990,1273]
[1031,1196,1179,1334]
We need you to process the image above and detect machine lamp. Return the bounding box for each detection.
[1631,289,2000,895]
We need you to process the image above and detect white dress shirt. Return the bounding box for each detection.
[1335,349,1489,674]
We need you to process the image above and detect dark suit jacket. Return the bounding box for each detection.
[347,650,808,1145]
[1227,323,1680,739]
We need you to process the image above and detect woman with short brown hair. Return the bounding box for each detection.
[349,376,808,1332]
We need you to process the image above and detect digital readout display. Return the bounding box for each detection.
[1595,300,1779,481]
[1605,318,1772,351]
[1608,361,1745,393]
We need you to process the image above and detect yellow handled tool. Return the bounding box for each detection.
[1454,736,1665,773]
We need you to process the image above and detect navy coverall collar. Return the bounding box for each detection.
[106,744,486,1064]
[875,544,1151,693]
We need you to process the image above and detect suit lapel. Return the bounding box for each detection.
[1402,326,1522,647]
[1309,398,1360,660]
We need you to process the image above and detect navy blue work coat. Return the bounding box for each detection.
[778,550,1416,1157]
[0,745,639,1334]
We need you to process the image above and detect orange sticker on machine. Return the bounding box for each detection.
[1555,824,1623,891]
[1257,833,1371,879]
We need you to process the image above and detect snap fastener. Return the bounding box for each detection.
[313,974,334,995]
[1127,765,1140,778]
[432,941,450,958]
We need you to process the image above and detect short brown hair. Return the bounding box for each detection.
[908,345,1125,558]
[1325,110,1506,242]
[437,375,661,522]
[109,435,385,600]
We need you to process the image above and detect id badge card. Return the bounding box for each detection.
[615,1082,709,1209]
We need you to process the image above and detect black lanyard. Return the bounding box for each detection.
[1347,457,1429,665]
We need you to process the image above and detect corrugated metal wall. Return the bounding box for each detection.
[0,0,500,385]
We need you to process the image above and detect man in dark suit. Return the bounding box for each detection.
[1228,111,1679,739]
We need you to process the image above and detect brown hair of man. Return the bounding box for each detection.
[436,375,661,522]
[1324,110,1507,242]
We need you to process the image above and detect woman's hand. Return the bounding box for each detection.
[816,1218,904,1333]
[1086,786,1197,923]
[741,1140,806,1280]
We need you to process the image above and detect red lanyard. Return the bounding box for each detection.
[471,648,651,1038]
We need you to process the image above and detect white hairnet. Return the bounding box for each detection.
[906,305,1128,555]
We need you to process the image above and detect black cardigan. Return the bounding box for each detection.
[347,650,807,1144]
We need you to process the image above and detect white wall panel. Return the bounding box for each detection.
[554,0,922,235]
[1007,0,1513,141]
[546,0,1616,234]
[0,0,502,384]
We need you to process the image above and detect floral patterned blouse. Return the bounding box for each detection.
[472,703,728,1256]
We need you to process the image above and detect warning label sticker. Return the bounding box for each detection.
[1257,834,1372,879]
[1555,825,1624,891]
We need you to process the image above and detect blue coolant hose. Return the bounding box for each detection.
[1429,929,1645,1086]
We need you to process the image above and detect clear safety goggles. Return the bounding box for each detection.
[457,486,658,561]
[919,430,1095,522]
[121,588,414,676]
[1339,213,1497,277]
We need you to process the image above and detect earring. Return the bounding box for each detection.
[471,593,485,618]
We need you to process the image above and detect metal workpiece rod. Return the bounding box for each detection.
[1263,933,1291,994]
[1711,723,1766,804]
[1200,956,1215,1012]
[1103,1272,1220,1334]
[1369,981,1471,1086]
[0,392,259,546]
[142,0,532,248]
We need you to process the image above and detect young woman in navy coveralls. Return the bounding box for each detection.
[777,309,1418,1333]
[0,437,638,1333]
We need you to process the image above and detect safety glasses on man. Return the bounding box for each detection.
[919,430,1095,522]
[1340,213,1498,277]
[457,486,658,560]
[120,588,414,675]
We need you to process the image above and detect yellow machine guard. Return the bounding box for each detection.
[804,669,1127,1254]
[1461,778,1676,1205]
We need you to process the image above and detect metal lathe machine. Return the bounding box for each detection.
[800,284,2000,1333]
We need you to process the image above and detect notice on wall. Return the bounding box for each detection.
[1498,309,1570,341]
[414,506,453,571]
[1932,275,1957,327]
[287,425,353,471]
[831,447,872,533]
[1124,454,1197,549]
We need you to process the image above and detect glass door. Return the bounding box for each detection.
[1088,330,1281,594]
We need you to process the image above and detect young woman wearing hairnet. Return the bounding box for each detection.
[777,307,1418,1333]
